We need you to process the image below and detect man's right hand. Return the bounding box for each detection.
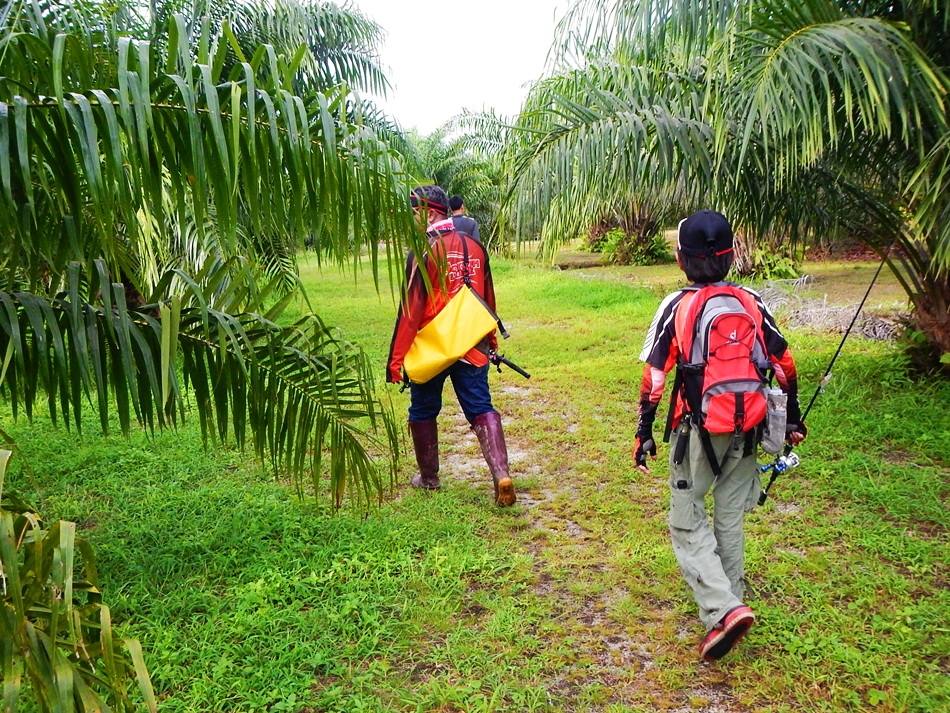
[387,365,403,384]
[786,421,807,446]
[633,434,657,473]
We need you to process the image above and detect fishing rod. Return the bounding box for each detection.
[488,349,531,379]
[758,245,893,505]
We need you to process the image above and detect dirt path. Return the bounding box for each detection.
[431,381,747,712]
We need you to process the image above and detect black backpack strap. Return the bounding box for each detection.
[663,367,683,443]
[681,362,725,477]
[744,427,757,457]
[662,288,700,443]
[698,425,724,477]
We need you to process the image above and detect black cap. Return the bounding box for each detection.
[410,185,449,214]
[676,210,734,258]
[449,194,464,211]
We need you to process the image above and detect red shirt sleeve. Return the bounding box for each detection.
[483,250,499,351]
[386,253,428,382]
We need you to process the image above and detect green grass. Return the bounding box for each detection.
[3,253,947,711]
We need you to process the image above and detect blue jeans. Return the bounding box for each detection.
[408,361,494,422]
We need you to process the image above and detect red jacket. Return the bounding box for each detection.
[387,219,498,383]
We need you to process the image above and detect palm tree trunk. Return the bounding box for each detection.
[888,235,950,357]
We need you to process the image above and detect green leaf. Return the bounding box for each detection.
[12,96,32,210]
[0,449,10,502]
[124,639,158,713]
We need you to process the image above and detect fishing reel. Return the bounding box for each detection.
[758,451,800,476]
[758,451,801,505]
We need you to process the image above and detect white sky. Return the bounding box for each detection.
[351,0,570,134]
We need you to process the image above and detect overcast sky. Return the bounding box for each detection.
[351,0,570,134]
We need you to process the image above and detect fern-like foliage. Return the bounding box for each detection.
[0,259,398,505]
[0,1,419,504]
[497,0,949,348]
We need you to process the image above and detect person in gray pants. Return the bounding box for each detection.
[634,211,807,660]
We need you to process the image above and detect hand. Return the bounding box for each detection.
[786,421,807,446]
[387,365,403,384]
[633,433,657,473]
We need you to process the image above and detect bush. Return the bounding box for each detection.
[601,228,674,266]
[583,225,611,253]
[733,235,800,279]
[0,450,157,712]
[745,246,800,279]
[898,322,950,376]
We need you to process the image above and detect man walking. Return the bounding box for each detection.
[449,194,480,242]
[634,211,806,660]
[387,185,515,506]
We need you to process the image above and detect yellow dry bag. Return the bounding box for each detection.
[403,236,503,384]
[403,286,498,384]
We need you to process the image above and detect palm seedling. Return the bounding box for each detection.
[0,1,420,707]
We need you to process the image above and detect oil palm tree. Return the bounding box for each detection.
[1,1,416,707]
[405,123,504,244]
[0,0,419,506]
[502,0,949,352]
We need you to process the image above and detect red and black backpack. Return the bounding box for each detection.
[664,283,770,474]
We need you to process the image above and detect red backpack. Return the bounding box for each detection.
[665,284,770,472]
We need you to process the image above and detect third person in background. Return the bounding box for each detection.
[450,194,480,242]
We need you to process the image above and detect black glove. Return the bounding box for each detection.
[634,399,659,470]
[633,431,657,470]
[786,420,807,444]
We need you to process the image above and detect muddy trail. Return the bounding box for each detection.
[424,380,747,713]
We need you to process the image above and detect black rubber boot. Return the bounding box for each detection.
[408,419,440,490]
[471,411,516,506]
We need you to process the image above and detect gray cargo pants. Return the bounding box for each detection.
[668,425,761,631]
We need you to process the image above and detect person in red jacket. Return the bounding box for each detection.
[387,185,516,507]
[635,210,806,661]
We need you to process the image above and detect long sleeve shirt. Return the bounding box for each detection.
[387,219,497,382]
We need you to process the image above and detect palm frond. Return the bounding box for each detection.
[215,0,390,95]
[450,110,515,159]
[501,62,712,254]
[733,3,948,181]
[909,133,950,271]
[549,0,740,69]
[0,260,397,505]
[0,8,416,291]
